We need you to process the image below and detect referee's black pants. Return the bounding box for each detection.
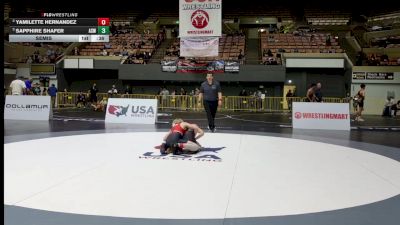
[203,100,218,130]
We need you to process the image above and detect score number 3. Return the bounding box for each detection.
[97,18,110,35]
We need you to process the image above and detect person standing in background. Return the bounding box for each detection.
[315,82,323,102]
[198,73,222,133]
[124,85,132,94]
[47,84,58,108]
[354,83,366,122]
[286,89,293,112]
[90,83,98,103]
[239,88,248,96]
[73,46,80,55]
[42,87,47,96]
[392,100,400,117]
[24,78,33,95]
[32,83,41,96]
[305,83,317,102]
[194,87,200,96]
[9,76,26,95]
[60,88,69,106]
[108,85,118,97]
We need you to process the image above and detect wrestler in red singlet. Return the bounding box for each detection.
[170,123,187,136]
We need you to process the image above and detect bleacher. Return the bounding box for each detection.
[370,35,400,48]
[367,10,400,23]
[4,3,11,21]
[109,11,143,23]
[261,32,342,53]
[164,38,180,61]
[5,42,67,64]
[304,8,351,25]
[365,53,399,66]
[79,32,164,61]
[361,31,400,66]
[147,9,178,21]
[223,6,294,24]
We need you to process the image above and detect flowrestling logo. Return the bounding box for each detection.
[108,105,129,117]
[139,147,226,163]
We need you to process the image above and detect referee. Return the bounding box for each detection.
[198,73,222,132]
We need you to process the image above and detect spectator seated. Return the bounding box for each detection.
[369,35,400,48]
[6,42,67,64]
[304,8,351,25]
[91,97,108,112]
[366,53,400,66]
[78,28,165,65]
[260,31,343,64]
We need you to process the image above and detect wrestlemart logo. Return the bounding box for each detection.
[292,102,350,131]
[294,112,349,120]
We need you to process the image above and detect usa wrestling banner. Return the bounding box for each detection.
[180,37,219,57]
[224,61,240,73]
[161,60,177,72]
[176,60,224,73]
[179,0,222,37]
[105,98,157,124]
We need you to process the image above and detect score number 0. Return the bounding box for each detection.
[97,18,110,35]
[97,18,110,26]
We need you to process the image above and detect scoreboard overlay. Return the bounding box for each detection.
[9,17,110,43]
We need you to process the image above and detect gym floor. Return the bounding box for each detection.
[4,109,400,225]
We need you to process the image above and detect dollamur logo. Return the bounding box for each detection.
[108,105,129,117]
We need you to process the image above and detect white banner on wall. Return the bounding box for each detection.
[180,37,219,57]
[292,102,350,130]
[105,98,158,124]
[286,58,344,68]
[4,95,51,120]
[179,0,222,37]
